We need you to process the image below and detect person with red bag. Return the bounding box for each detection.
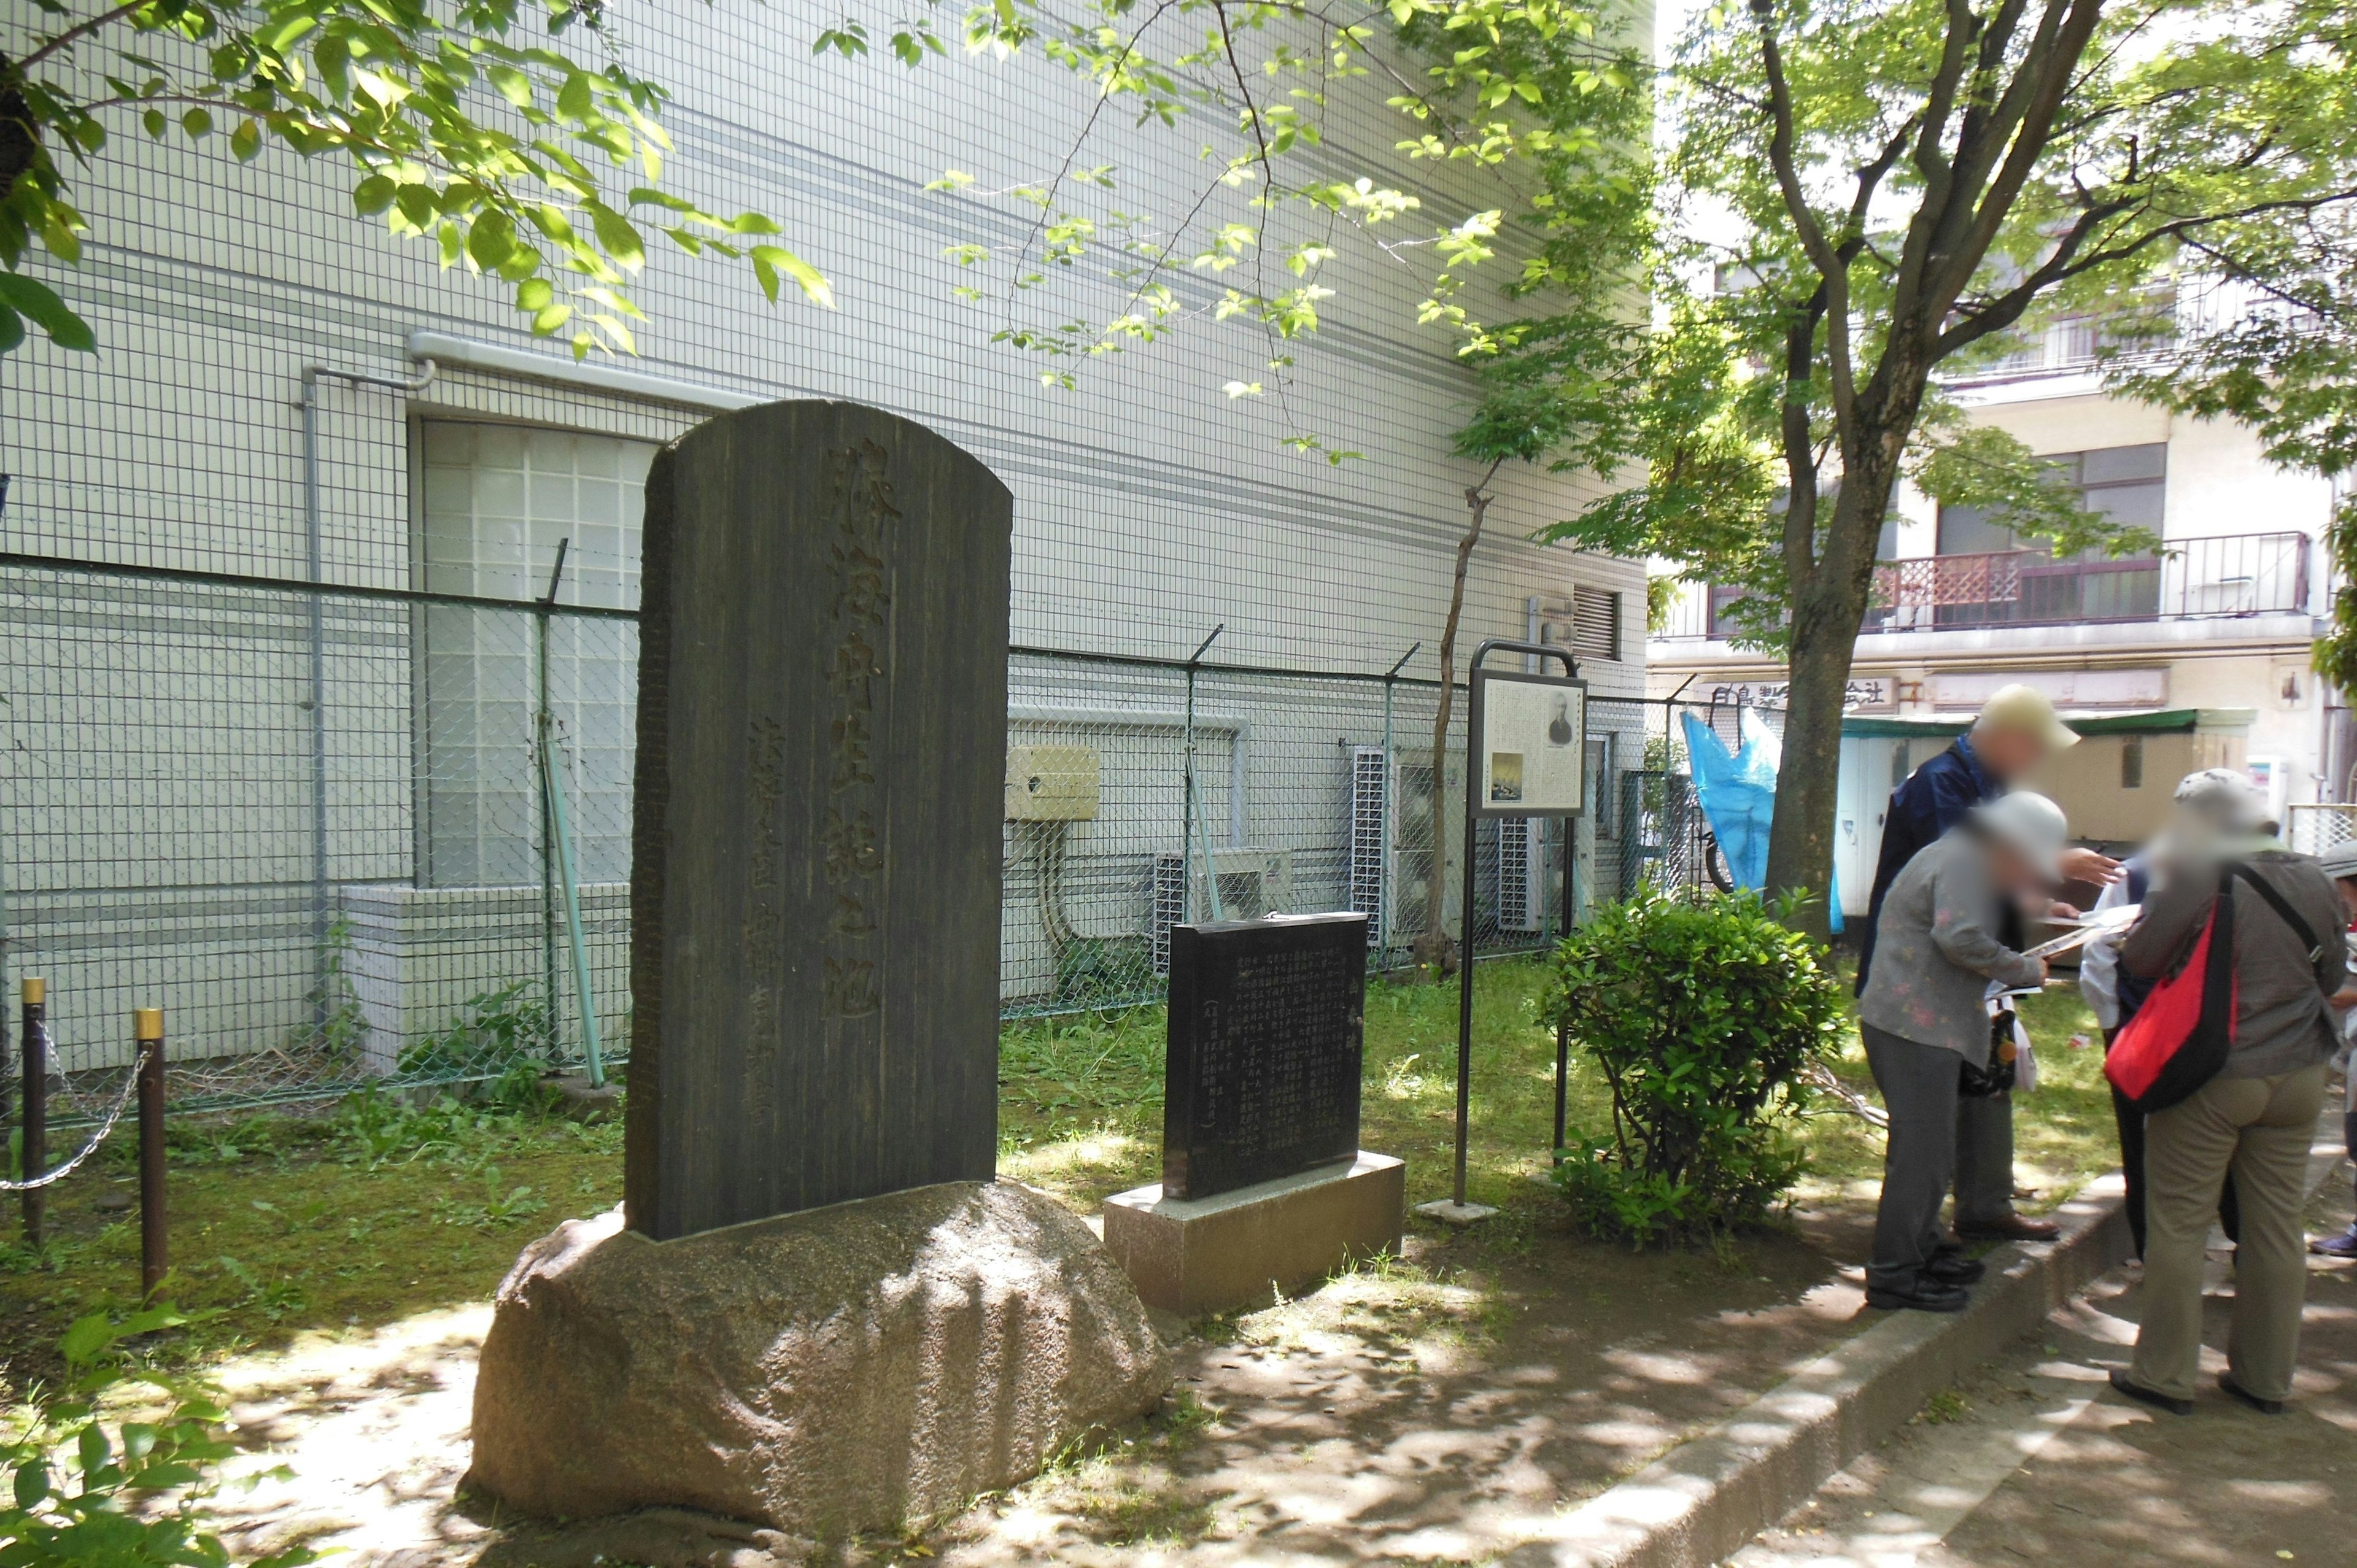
[2304,838,2357,1260]
[2107,822,2343,1416]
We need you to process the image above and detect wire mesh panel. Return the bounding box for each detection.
[2286,802,2357,858]
[1,558,1679,1118]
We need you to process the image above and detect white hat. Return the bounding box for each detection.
[2317,840,2357,881]
[1976,684,2079,752]
[1969,791,2069,883]
[2173,768,2269,834]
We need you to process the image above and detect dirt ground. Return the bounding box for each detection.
[4,960,2132,1566]
[193,1193,1892,1567]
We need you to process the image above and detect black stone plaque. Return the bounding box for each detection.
[1162,913,1368,1200]
[625,401,1011,1241]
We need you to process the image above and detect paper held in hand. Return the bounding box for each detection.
[2021,902,2142,962]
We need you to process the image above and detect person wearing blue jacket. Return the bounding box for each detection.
[1857,685,2121,1242]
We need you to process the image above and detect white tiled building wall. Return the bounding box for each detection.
[1,2,1649,1075]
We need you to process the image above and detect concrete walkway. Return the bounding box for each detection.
[1728,1154,2357,1567]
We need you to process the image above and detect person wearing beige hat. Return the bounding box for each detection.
[1858,683,2121,1245]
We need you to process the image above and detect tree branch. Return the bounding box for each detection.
[1755,11,1856,428]
[17,2,149,73]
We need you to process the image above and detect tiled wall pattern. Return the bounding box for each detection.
[0,2,1651,1087]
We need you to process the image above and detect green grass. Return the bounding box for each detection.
[2,955,2126,1395]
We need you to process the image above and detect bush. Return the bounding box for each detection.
[1544,887,1842,1245]
[2,1307,315,1568]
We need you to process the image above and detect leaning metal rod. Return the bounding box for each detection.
[1452,638,1577,1210]
[1377,642,1420,960]
[543,726,606,1089]
[137,1008,166,1301]
[536,540,571,1068]
[1183,625,1226,923]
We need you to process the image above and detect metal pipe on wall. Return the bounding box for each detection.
[299,359,437,1024]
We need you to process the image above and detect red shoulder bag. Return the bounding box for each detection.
[2105,863,2321,1116]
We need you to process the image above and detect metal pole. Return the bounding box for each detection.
[536,540,569,1059]
[136,1008,166,1301]
[1183,626,1224,923]
[301,372,331,1029]
[1554,804,1577,1155]
[1453,701,1481,1207]
[543,725,605,1088]
[18,978,42,1246]
[1379,643,1420,965]
[298,360,436,1033]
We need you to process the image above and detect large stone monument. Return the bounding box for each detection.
[467,401,1167,1540]
[1101,913,1404,1315]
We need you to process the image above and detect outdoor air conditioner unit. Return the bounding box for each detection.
[1208,848,1291,921]
[1150,852,1186,976]
[1148,847,1293,970]
[1495,817,1545,932]
[1349,746,1387,946]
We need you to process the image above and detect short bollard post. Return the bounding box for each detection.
[20,978,45,1247]
[136,1008,167,1301]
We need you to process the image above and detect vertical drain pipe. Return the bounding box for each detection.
[300,359,436,1027]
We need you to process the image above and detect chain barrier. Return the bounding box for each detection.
[2,1033,141,1191]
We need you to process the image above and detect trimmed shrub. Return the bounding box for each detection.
[1544,887,1842,1244]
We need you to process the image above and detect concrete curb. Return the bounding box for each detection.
[1504,1102,2353,1568]
[1500,1173,2136,1568]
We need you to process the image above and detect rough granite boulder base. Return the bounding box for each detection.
[465,1180,1171,1536]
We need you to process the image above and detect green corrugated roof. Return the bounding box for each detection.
[1839,706,2256,740]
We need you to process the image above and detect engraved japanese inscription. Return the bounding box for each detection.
[1162,913,1369,1200]
[625,401,1011,1241]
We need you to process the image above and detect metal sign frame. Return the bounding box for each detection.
[1469,666,1591,819]
[1433,639,1584,1222]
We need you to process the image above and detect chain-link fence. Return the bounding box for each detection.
[1,558,1719,1122]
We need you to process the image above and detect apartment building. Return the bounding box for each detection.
[1651,310,2334,916]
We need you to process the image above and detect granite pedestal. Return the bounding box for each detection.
[1102,1151,1404,1316]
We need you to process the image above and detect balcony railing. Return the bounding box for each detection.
[1654,531,2310,641]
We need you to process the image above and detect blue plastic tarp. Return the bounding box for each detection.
[1679,709,1842,932]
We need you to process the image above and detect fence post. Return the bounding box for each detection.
[536,540,571,1065]
[136,1007,166,1300]
[20,978,45,1246]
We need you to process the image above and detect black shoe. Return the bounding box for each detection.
[2108,1369,2193,1416]
[1924,1253,1987,1285]
[1866,1276,1970,1313]
[2219,1373,2285,1415]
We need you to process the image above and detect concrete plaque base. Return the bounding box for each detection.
[1101,1151,1405,1316]
[1414,1198,1499,1226]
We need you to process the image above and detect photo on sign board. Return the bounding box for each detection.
[1476,673,1585,814]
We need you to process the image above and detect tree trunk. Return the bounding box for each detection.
[1761,451,1907,938]
[1413,472,1498,976]
[1,56,41,204]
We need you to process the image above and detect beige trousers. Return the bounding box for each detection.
[2131,1062,2327,1402]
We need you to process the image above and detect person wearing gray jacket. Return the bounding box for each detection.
[1857,793,2064,1313]
[2110,833,2344,1417]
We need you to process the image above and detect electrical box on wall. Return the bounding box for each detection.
[1005,744,1101,821]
